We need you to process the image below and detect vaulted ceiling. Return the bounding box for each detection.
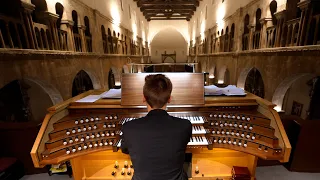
[134,0,201,21]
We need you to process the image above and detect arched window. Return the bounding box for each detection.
[230,23,235,51]
[270,0,278,25]
[256,9,262,31]
[286,0,301,20]
[0,0,21,17]
[55,3,64,29]
[72,10,79,34]
[225,26,229,52]
[84,16,90,36]
[244,14,250,34]
[101,25,107,53]
[31,0,48,24]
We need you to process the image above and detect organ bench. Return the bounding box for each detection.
[31,73,291,180]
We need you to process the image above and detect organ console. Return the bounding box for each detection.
[31,73,291,180]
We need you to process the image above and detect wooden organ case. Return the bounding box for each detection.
[31,73,291,180]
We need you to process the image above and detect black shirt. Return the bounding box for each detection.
[121,109,192,180]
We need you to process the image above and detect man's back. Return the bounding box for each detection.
[121,109,192,180]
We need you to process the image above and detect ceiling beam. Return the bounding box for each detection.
[137,0,199,7]
[143,10,194,16]
[141,5,197,11]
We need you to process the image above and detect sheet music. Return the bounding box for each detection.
[205,85,246,96]
[100,89,121,99]
[75,95,101,103]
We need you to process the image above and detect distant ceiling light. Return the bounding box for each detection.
[172,13,181,16]
[156,13,164,16]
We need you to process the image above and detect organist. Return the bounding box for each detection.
[121,74,192,180]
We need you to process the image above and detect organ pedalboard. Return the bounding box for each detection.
[31,73,291,180]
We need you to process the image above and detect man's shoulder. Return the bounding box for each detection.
[171,116,192,127]
[122,117,145,130]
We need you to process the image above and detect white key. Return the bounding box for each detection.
[117,139,122,147]
[192,126,206,134]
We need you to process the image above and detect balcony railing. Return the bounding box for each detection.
[74,33,82,52]
[283,18,300,46]
[266,26,276,48]
[0,14,28,49]
[58,29,68,51]
[86,36,92,52]
[242,33,249,50]
[34,23,54,50]
[252,31,261,49]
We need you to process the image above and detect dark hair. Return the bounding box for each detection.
[143,74,173,108]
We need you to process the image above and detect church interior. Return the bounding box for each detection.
[1,0,320,179]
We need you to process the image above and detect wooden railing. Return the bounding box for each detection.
[74,33,82,52]
[252,31,261,49]
[58,29,68,51]
[242,33,249,50]
[0,14,27,49]
[266,26,276,48]
[86,36,92,52]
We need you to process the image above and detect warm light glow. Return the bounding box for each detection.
[209,75,215,79]
[110,1,121,32]
[218,80,224,84]
[216,3,226,30]
[200,20,206,40]
[274,106,282,112]
[115,82,121,86]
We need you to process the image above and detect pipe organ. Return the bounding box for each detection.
[31,73,291,180]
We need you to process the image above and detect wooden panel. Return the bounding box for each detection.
[30,109,69,167]
[121,73,204,106]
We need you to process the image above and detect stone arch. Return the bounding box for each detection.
[272,73,315,112]
[244,68,265,98]
[208,64,216,79]
[123,65,130,73]
[237,67,266,96]
[0,77,63,122]
[217,65,229,84]
[71,69,100,97]
[108,67,122,89]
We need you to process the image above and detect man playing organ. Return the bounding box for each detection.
[121,74,192,180]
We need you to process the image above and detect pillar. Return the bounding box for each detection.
[61,20,75,51]
[21,1,36,49]
[78,25,87,52]
[44,12,60,50]
[297,0,312,46]
[274,10,286,47]
[248,25,254,50]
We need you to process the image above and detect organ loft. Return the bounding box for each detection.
[0,0,320,180]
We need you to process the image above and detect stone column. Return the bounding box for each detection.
[297,0,312,46]
[78,25,87,52]
[21,1,36,49]
[274,10,286,47]
[248,25,254,50]
[60,20,75,51]
[44,12,60,50]
[259,18,271,49]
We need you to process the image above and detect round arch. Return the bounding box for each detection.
[272,73,315,112]
[71,69,101,97]
[0,77,63,122]
[149,25,189,44]
[237,67,265,89]
[217,65,230,84]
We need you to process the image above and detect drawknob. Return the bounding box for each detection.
[195,166,199,174]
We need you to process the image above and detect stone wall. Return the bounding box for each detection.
[197,46,320,103]
[0,49,143,100]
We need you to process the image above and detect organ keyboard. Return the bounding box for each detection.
[31,73,291,180]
